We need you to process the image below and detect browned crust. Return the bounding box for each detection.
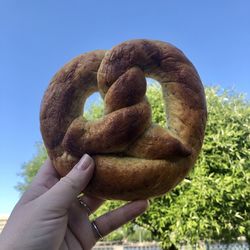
[40,40,207,200]
[86,155,192,200]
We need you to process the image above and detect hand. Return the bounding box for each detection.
[0,154,148,250]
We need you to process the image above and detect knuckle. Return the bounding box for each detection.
[60,175,78,191]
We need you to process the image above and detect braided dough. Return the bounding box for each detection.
[40,39,207,200]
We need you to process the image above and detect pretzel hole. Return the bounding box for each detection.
[84,92,104,121]
[146,78,167,127]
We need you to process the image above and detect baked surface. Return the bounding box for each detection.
[40,39,207,200]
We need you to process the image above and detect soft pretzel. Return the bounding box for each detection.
[40,39,207,200]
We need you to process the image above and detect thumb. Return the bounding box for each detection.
[42,154,95,210]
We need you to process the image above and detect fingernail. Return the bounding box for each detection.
[76,154,93,171]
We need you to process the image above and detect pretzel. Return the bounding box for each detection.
[40,39,207,200]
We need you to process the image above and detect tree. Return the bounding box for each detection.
[16,85,250,249]
[137,86,250,249]
[16,143,47,193]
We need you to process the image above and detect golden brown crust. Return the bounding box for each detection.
[40,40,207,200]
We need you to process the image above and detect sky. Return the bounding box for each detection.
[0,0,249,214]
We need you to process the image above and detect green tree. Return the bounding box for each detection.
[16,143,47,193]
[137,86,250,249]
[16,85,250,249]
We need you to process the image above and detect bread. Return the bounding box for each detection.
[40,39,207,200]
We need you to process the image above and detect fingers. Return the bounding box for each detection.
[67,196,104,249]
[68,200,148,249]
[31,159,60,190]
[68,203,96,249]
[34,158,60,182]
[78,195,104,215]
[40,154,95,210]
[60,228,82,250]
[93,200,148,238]
[18,159,60,205]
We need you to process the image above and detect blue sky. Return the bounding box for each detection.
[0,0,249,214]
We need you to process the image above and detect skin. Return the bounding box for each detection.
[0,154,148,250]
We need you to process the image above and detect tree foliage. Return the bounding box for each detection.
[16,143,47,193]
[16,85,250,249]
[137,86,250,249]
